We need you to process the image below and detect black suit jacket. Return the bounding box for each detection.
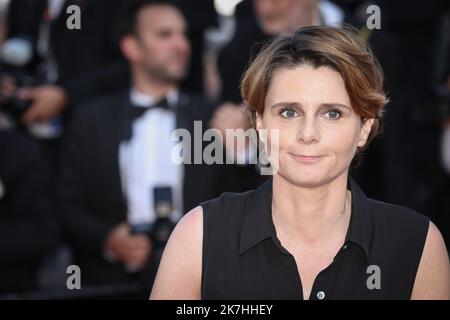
[0,129,60,293]
[58,91,251,285]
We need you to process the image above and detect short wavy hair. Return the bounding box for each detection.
[241,25,389,167]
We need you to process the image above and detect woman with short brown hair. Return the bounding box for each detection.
[151,26,450,300]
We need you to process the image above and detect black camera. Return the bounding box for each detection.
[0,37,35,122]
[130,186,176,250]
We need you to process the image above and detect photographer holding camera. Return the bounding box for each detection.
[0,0,124,138]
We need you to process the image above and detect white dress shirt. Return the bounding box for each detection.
[119,88,184,226]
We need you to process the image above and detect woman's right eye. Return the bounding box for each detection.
[280,108,299,119]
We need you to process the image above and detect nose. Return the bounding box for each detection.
[296,117,319,144]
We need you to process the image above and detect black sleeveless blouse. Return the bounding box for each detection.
[200,177,429,300]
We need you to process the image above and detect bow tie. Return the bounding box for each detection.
[132,98,171,120]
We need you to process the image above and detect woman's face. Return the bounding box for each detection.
[257,64,374,187]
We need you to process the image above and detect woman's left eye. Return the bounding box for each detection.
[324,109,342,120]
[280,108,299,118]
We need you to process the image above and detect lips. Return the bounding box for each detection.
[289,153,324,163]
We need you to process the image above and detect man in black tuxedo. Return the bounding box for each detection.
[58,0,241,292]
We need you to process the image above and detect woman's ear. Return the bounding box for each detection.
[357,118,375,148]
[255,112,266,144]
[255,112,263,131]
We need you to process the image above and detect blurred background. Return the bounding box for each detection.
[0,0,449,299]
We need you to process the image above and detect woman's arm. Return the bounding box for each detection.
[150,206,203,300]
[411,222,450,300]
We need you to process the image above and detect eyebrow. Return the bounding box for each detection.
[270,101,352,111]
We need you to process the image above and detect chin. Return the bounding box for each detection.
[161,73,184,84]
[167,69,187,82]
[275,166,320,187]
[259,21,284,36]
[282,172,329,189]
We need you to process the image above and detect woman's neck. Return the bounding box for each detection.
[271,172,351,245]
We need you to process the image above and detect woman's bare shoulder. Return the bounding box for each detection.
[411,222,450,300]
[175,205,204,238]
[150,206,204,300]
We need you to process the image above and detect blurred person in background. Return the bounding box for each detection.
[431,13,450,250]
[0,0,218,116]
[0,126,60,294]
[0,0,125,191]
[58,0,238,297]
[437,72,450,250]
[217,0,344,105]
[1,0,124,122]
[352,0,450,216]
[172,0,218,93]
